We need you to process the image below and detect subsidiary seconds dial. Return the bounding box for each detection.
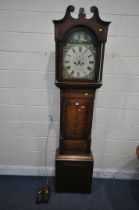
[63,44,96,80]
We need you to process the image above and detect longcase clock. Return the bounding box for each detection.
[53,5,110,193]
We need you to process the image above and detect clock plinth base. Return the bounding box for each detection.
[55,149,94,193]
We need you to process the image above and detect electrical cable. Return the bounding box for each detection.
[36,115,53,204]
[44,115,53,185]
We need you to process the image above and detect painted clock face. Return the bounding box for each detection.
[63,30,96,80]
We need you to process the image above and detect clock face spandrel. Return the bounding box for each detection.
[63,30,96,80]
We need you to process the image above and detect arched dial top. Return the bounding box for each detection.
[63,30,96,80]
[53,5,110,89]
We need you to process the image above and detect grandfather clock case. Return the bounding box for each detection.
[53,6,110,192]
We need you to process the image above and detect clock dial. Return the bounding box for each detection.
[62,30,96,80]
[63,44,96,80]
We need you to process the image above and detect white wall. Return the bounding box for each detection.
[0,0,139,178]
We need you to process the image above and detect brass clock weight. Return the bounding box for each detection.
[53,5,110,193]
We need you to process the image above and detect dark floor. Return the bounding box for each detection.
[0,176,139,210]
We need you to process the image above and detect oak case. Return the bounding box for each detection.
[53,5,110,192]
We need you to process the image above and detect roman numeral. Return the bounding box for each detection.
[88,54,93,58]
[87,66,92,71]
[65,60,70,63]
[77,72,80,77]
[72,48,76,53]
[66,66,71,70]
[70,70,74,75]
[85,48,88,54]
[89,61,94,64]
[79,46,82,52]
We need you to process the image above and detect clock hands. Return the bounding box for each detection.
[74,60,84,66]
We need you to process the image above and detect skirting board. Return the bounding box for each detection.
[0,165,139,180]
[0,165,55,176]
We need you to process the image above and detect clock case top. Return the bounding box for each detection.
[53,5,110,90]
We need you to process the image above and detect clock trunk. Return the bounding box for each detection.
[60,90,95,154]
